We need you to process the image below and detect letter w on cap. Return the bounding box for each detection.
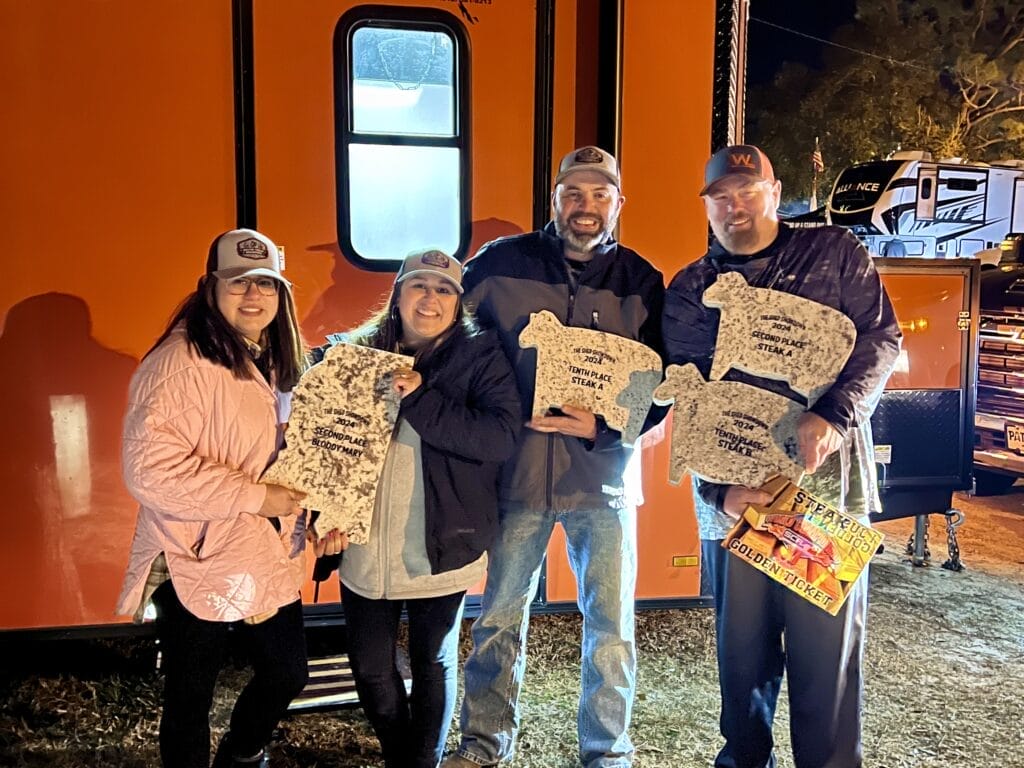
[729,153,755,168]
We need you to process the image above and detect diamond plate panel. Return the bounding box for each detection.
[871,390,964,480]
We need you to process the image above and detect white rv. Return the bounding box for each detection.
[827,150,1024,259]
[826,151,1024,495]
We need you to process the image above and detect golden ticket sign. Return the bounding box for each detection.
[723,475,883,615]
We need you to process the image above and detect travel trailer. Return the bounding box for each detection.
[826,152,1024,495]
[828,150,1024,260]
[1,1,982,638]
[2,0,720,636]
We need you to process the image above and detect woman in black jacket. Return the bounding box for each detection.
[318,249,520,768]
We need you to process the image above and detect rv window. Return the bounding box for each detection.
[946,178,979,191]
[920,178,933,200]
[334,10,470,269]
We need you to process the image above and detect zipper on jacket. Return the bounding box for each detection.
[549,270,580,509]
[379,419,406,598]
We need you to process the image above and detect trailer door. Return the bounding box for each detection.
[248,0,541,607]
[916,163,938,221]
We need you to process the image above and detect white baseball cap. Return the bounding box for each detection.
[211,229,291,288]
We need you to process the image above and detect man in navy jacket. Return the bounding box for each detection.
[663,145,900,768]
[443,147,664,768]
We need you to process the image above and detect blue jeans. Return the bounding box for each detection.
[342,584,466,768]
[703,540,867,768]
[456,504,637,768]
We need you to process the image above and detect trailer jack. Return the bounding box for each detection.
[904,510,966,571]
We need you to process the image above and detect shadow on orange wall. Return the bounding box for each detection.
[0,293,138,629]
[300,217,524,344]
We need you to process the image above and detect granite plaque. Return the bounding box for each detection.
[262,342,413,543]
[652,363,805,487]
[703,272,856,402]
[519,310,663,443]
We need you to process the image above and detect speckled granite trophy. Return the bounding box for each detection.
[658,272,856,487]
[653,364,805,487]
[262,342,413,544]
[702,272,856,400]
[519,310,663,443]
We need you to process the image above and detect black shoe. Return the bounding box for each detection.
[212,732,269,767]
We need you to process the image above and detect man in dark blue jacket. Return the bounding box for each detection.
[443,147,664,768]
[662,145,900,768]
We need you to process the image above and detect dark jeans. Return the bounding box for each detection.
[152,581,308,768]
[702,540,867,768]
[342,583,466,768]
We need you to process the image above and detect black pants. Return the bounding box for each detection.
[703,540,867,768]
[341,583,466,768]
[152,581,308,768]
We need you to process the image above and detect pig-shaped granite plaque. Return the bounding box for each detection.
[262,342,413,544]
[703,272,856,402]
[518,310,663,444]
[652,363,805,487]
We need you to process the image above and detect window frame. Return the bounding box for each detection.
[333,5,472,272]
[935,166,988,223]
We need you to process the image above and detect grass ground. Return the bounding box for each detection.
[2,486,1021,767]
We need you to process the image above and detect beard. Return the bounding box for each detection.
[711,217,766,255]
[553,210,619,253]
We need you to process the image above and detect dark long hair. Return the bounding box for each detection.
[345,282,478,370]
[145,236,307,391]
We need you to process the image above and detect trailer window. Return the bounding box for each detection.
[946,178,979,191]
[334,9,470,269]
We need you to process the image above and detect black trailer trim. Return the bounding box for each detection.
[531,0,556,231]
[232,0,257,228]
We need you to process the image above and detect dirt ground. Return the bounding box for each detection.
[1,484,1021,767]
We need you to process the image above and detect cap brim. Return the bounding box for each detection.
[395,269,464,293]
[699,170,769,197]
[213,266,292,288]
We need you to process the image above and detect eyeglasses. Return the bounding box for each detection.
[223,276,280,296]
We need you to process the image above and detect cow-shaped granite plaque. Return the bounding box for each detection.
[518,310,663,443]
[703,272,856,402]
[262,342,413,543]
[652,363,805,487]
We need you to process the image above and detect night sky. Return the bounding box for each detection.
[747,0,858,86]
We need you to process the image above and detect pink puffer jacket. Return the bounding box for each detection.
[116,329,306,622]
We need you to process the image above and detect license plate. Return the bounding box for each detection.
[1008,423,1024,454]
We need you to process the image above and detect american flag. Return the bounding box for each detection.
[812,138,824,174]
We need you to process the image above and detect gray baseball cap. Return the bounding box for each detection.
[554,146,621,188]
[395,249,463,294]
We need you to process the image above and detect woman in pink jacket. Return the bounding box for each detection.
[117,229,310,768]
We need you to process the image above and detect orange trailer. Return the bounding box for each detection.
[1,0,721,635]
[4,1,978,637]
